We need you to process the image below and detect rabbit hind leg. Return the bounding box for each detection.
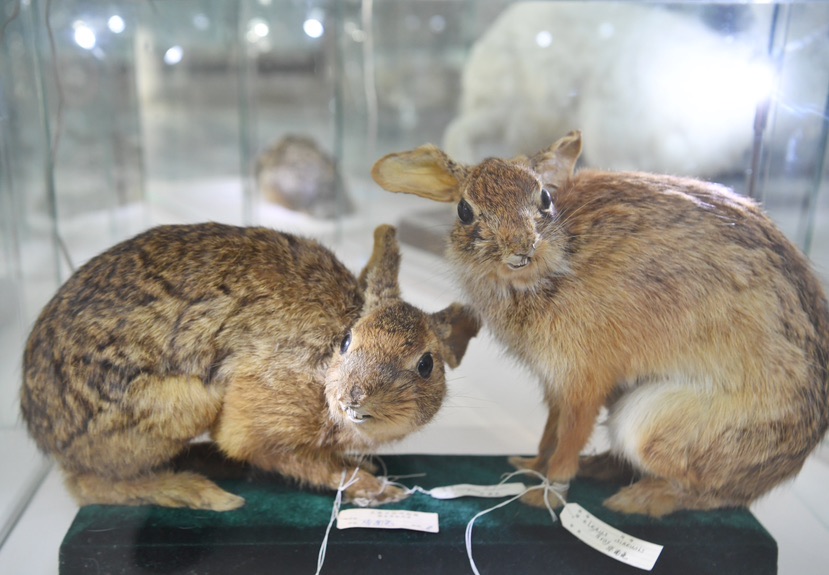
[615,419,812,517]
[603,476,736,517]
[65,469,244,511]
[60,428,245,510]
[577,452,638,483]
[59,374,239,510]
[605,379,802,516]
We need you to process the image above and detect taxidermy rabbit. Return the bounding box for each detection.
[255,134,353,219]
[21,223,479,511]
[443,2,829,178]
[371,131,829,517]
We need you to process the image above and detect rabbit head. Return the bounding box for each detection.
[371,132,583,293]
[324,225,480,444]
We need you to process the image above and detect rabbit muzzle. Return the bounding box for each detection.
[340,402,373,424]
[506,252,533,270]
[339,385,373,424]
[504,235,540,270]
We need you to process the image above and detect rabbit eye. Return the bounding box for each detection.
[340,331,352,354]
[417,353,434,379]
[457,199,474,225]
[540,188,552,210]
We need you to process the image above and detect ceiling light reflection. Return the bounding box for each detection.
[73,21,96,50]
[107,15,125,34]
[303,18,324,39]
[164,45,183,65]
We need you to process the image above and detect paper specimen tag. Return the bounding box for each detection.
[560,503,663,571]
[428,482,527,500]
[336,509,439,533]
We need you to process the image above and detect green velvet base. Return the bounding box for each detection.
[59,447,776,574]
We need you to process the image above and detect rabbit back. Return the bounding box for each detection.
[21,223,363,466]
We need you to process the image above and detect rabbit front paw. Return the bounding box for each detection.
[343,472,410,507]
[509,455,543,472]
[520,484,568,509]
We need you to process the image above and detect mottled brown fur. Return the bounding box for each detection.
[372,131,829,517]
[21,223,479,510]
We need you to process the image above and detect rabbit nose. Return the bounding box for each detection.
[502,222,539,251]
[349,386,365,405]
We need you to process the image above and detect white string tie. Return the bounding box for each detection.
[465,469,569,575]
[315,468,361,575]
[315,464,570,575]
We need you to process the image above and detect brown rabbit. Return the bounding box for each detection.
[21,223,479,511]
[372,131,829,517]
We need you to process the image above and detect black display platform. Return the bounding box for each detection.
[59,448,776,574]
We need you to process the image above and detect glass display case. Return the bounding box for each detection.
[1,1,827,571]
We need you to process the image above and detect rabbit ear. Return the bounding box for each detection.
[530,131,583,189]
[359,225,401,307]
[430,303,481,369]
[371,145,468,203]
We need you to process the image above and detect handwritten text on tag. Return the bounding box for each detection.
[560,503,663,571]
[428,482,527,500]
[336,509,439,533]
